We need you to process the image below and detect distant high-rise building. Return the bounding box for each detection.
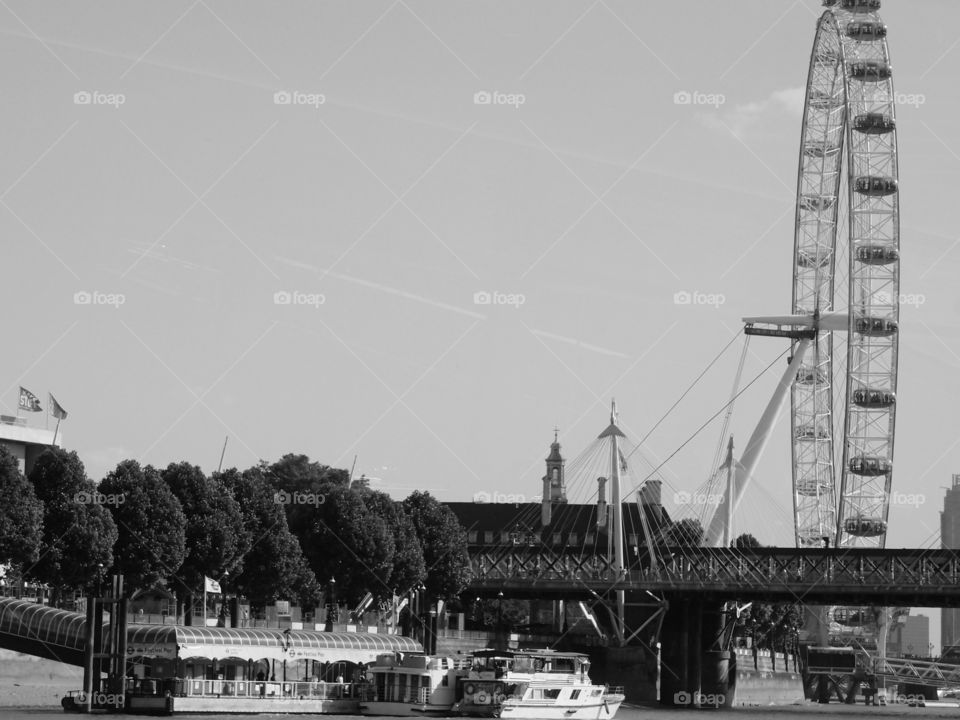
[889,614,931,658]
[941,475,960,651]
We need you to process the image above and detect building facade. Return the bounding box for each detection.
[0,415,61,475]
[942,475,960,651]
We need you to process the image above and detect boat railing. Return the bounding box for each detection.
[130,678,355,700]
[605,685,625,695]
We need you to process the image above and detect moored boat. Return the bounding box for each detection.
[358,652,470,716]
[454,649,624,719]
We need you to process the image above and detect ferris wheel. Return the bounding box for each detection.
[791,0,900,550]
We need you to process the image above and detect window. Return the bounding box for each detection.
[568,533,578,545]
[628,534,639,547]
[468,531,478,543]
[544,689,561,700]
[571,690,581,700]
[553,533,561,545]
[585,533,595,545]
[501,532,511,543]
[484,531,494,544]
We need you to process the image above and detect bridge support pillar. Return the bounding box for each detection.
[659,598,735,708]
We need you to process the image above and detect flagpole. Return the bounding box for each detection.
[52,417,61,446]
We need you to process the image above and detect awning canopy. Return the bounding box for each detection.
[127,625,422,663]
[0,597,86,653]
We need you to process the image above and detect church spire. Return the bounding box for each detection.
[544,429,567,503]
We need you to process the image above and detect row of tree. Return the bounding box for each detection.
[0,448,469,611]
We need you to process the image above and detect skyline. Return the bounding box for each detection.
[3,0,959,568]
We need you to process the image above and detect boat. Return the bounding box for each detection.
[453,648,624,719]
[358,652,470,716]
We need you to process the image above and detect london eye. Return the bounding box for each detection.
[791,0,899,551]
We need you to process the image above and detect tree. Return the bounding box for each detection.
[26,448,117,600]
[162,462,251,597]
[402,491,469,600]
[360,489,426,597]
[661,518,704,547]
[219,467,320,611]
[99,460,187,592]
[732,533,761,549]
[0,447,43,568]
[298,483,395,606]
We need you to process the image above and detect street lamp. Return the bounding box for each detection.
[497,591,504,627]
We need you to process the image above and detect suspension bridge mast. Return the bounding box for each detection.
[599,399,627,637]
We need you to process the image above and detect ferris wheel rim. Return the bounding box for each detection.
[790,3,900,550]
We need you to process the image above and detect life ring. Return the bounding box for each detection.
[464,683,477,695]
[476,692,489,705]
[495,693,507,704]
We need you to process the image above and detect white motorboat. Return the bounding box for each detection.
[454,648,624,719]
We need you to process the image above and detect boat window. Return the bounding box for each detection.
[571,689,581,700]
[544,689,561,700]
[591,689,602,697]
[442,675,448,686]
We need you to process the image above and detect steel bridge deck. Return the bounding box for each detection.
[467,547,960,606]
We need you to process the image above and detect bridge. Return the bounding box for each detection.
[467,546,960,607]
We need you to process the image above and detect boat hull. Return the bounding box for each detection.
[462,695,624,719]
[360,700,456,716]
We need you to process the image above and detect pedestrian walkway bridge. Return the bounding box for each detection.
[467,546,960,607]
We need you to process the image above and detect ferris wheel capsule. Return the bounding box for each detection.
[837,0,882,13]
[854,113,895,134]
[846,21,887,40]
[848,60,892,81]
[856,244,899,265]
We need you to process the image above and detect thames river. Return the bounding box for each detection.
[4,704,960,719]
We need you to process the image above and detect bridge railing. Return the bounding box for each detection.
[467,547,960,601]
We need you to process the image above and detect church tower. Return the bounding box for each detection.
[542,429,567,504]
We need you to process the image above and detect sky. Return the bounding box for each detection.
[3,0,960,647]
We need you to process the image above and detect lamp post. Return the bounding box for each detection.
[326,577,337,631]
[497,591,504,628]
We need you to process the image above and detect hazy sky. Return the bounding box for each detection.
[4,0,959,575]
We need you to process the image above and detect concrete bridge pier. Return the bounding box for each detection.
[659,598,735,708]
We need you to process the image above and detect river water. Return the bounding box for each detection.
[4,703,960,719]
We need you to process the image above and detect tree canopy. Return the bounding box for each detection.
[100,460,186,591]
[26,448,117,595]
[0,447,43,568]
[402,491,469,599]
[162,462,251,596]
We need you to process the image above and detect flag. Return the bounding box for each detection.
[49,393,68,420]
[204,576,222,593]
[18,387,42,412]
